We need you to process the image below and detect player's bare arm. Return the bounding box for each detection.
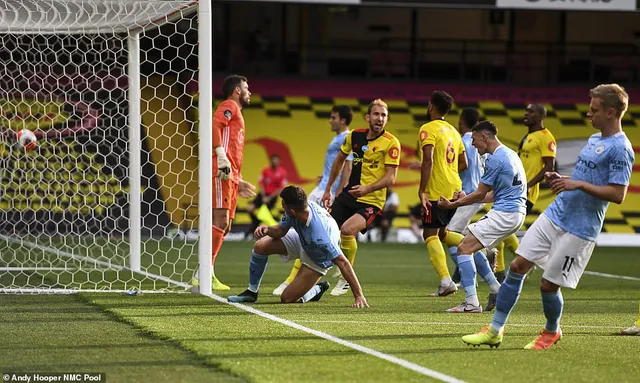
[336,160,352,196]
[254,224,287,240]
[458,151,468,173]
[549,179,628,204]
[418,144,434,209]
[528,156,555,189]
[322,151,348,206]
[348,165,397,198]
[332,255,369,308]
[439,182,492,209]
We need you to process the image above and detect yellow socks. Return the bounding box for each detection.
[443,230,464,247]
[341,235,358,265]
[256,204,278,226]
[495,242,505,273]
[504,233,519,253]
[636,302,640,327]
[284,259,301,284]
[426,235,450,281]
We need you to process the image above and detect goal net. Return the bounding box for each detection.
[0,0,204,293]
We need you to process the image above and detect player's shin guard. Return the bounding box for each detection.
[248,251,268,292]
[449,246,459,266]
[426,236,450,282]
[285,259,301,284]
[474,251,500,293]
[341,235,358,265]
[491,269,525,333]
[458,254,479,306]
[495,242,506,273]
[504,233,520,253]
[541,290,564,333]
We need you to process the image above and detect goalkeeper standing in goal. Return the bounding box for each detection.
[193,74,256,291]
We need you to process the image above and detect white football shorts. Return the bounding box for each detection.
[447,203,484,234]
[517,213,596,289]
[467,209,525,250]
[279,230,332,276]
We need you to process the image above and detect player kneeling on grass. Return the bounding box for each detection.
[228,185,369,308]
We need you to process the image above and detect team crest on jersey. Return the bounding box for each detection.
[224,110,232,119]
[595,145,605,155]
[548,142,557,152]
[362,145,369,152]
[388,146,399,160]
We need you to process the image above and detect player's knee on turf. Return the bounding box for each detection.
[280,289,301,303]
[540,278,560,293]
[509,255,534,275]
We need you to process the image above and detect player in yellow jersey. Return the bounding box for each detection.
[493,104,557,282]
[321,99,401,296]
[417,91,469,297]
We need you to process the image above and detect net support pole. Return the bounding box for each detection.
[128,32,142,272]
[197,0,213,295]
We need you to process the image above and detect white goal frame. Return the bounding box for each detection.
[0,0,213,295]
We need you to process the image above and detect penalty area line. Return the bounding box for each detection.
[205,292,467,383]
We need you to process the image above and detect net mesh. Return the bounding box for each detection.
[0,0,200,293]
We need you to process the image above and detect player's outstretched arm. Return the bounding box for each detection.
[458,151,468,173]
[254,224,287,240]
[439,183,492,209]
[549,179,628,204]
[332,255,368,308]
[528,157,555,189]
[322,151,349,206]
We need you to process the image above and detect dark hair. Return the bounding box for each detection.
[279,185,307,211]
[331,105,353,126]
[460,107,480,129]
[222,74,247,98]
[530,103,547,118]
[430,91,453,116]
[471,120,498,136]
[270,154,280,160]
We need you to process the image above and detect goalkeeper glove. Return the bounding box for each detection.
[215,147,231,180]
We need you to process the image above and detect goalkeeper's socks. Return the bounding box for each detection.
[248,251,268,292]
[542,290,564,333]
[491,269,525,333]
[458,254,479,306]
[474,251,500,293]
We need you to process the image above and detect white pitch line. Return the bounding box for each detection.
[296,320,620,330]
[584,270,640,282]
[206,292,467,383]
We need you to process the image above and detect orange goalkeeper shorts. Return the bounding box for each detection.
[212,178,239,219]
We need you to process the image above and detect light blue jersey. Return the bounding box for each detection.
[545,132,634,241]
[460,132,484,195]
[278,201,342,269]
[481,145,528,214]
[318,130,353,194]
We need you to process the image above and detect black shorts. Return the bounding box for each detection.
[372,210,396,228]
[330,193,381,234]
[421,200,457,229]
[526,200,534,216]
[251,193,278,211]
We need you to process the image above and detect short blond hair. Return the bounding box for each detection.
[590,83,629,118]
[367,98,388,114]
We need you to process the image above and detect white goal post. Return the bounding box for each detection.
[0,0,214,294]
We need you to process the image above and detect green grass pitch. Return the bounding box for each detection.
[1,241,639,382]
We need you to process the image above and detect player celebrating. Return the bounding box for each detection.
[272,105,354,296]
[439,121,527,313]
[463,84,634,349]
[417,91,468,297]
[494,104,558,282]
[192,74,256,291]
[321,99,401,296]
[227,186,368,308]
